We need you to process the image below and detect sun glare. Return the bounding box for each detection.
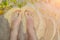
[50,0,60,8]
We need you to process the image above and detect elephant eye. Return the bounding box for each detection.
[12,10,21,21]
[15,11,19,17]
[14,10,21,17]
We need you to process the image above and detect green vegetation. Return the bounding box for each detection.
[0,0,27,15]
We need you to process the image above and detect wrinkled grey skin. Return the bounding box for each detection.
[18,21,26,40]
[0,15,10,40]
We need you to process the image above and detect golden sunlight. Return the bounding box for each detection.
[50,0,60,8]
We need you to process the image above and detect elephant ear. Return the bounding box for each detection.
[0,15,10,40]
[40,16,57,40]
